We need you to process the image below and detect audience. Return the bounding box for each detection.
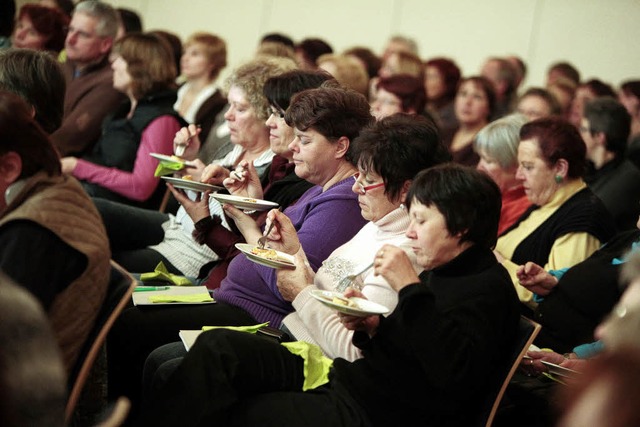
[174,32,228,143]
[50,0,125,157]
[0,48,66,134]
[136,164,519,427]
[581,97,640,231]
[516,87,562,122]
[424,57,461,133]
[474,114,531,235]
[60,32,184,208]
[443,76,495,166]
[494,117,616,311]
[370,74,426,120]
[10,3,68,53]
[0,90,111,373]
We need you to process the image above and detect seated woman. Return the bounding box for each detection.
[106,86,372,415]
[136,164,520,427]
[369,74,426,120]
[516,214,640,353]
[443,76,496,166]
[0,91,110,373]
[143,113,451,383]
[174,32,228,144]
[474,114,531,235]
[424,57,461,133]
[495,117,616,311]
[95,56,296,278]
[61,33,184,208]
[516,87,562,122]
[10,3,68,54]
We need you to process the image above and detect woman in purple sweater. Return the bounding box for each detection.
[107,86,373,414]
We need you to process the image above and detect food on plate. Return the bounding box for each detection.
[182,175,193,181]
[170,155,183,161]
[332,295,358,308]
[243,198,257,203]
[251,247,279,260]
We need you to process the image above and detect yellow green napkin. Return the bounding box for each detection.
[154,158,185,177]
[149,293,214,303]
[202,322,270,333]
[282,341,333,391]
[140,262,193,286]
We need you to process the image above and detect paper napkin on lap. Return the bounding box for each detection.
[140,262,193,286]
[154,158,184,177]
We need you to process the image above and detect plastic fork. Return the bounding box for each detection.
[257,207,281,249]
[335,261,374,292]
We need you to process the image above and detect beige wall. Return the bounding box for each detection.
[22,0,640,88]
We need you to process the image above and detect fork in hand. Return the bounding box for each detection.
[257,207,282,249]
[335,261,374,292]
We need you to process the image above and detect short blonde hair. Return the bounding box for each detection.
[317,54,369,97]
[184,32,227,81]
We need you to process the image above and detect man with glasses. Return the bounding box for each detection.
[50,0,125,157]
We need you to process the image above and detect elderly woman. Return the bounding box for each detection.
[0,91,110,373]
[424,57,461,132]
[10,4,68,53]
[61,33,184,208]
[474,114,531,234]
[174,32,227,143]
[494,117,616,310]
[443,76,496,166]
[137,164,520,427]
[107,86,372,416]
[369,74,426,120]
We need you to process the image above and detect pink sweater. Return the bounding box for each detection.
[73,116,181,201]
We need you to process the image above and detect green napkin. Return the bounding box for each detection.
[154,158,184,177]
[140,262,193,286]
[202,322,270,333]
[149,293,214,303]
[282,341,333,391]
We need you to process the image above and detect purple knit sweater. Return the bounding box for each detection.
[213,177,367,326]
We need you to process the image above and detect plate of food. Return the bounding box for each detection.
[210,193,279,211]
[310,289,390,317]
[161,176,223,192]
[235,243,295,269]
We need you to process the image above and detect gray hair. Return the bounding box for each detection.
[474,113,527,169]
[73,0,119,39]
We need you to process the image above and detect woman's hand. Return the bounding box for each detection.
[221,203,261,242]
[201,163,230,186]
[516,262,558,296]
[167,184,210,222]
[339,288,380,336]
[174,125,201,160]
[259,209,300,254]
[180,158,207,182]
[223,160,264,199]
[373,244,419,292]
[60,157,78,174]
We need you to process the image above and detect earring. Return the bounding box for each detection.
[554,175,563,184]
[400,203,406,210]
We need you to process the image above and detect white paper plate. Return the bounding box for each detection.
[541,360,580,379]
[235,243,295,269]
[310,289,390,317]
[161,176,223,192]
[150,152,185,166]
[210,193,279,211]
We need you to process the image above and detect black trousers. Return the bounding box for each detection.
[136,329,372,427]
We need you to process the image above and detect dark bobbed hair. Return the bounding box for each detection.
[518,87,562,116]
[263,70,335,113]
[352,113,451,201]
[584,97,631,156]
[117,7,143,34]
[113,32,177,100]
[17,4,69,53]
[424,57,461,101]
[285,86,374,164]
[295,38,333,66]
[376,74,426,114]
[458,76,497,120]
[147,30,182,81]
[344,46,382,79]
[406,164,502,248]
[261,32,295,49]
[621,80,640,100]
[0,91,61,179]
[519,117,587,178]
[582,78,616,98]
[0,48,66,134]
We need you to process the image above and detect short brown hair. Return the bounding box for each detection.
[113,32,177,100]
[184,32,227,81]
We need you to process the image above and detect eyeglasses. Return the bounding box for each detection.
[353,172,385,194]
